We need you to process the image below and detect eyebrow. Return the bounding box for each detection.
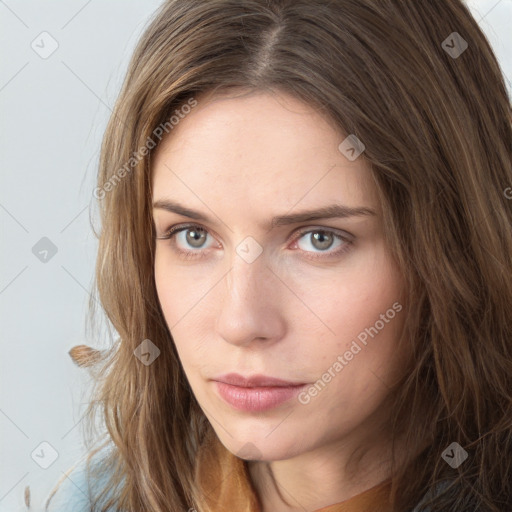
[152,199,376,230]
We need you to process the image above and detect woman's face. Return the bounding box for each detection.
[152,90,407,461]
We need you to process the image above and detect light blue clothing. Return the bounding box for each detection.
[44,449,116,512]
[45,463,96,511]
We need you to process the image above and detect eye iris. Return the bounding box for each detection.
[186,228,207,248]
[311,231,334,250]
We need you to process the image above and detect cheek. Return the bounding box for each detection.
[294,248,404,363]
[154,257,190,358]
[290,265,407,425]
[154,259,176,325]
[154,252,208,326]
[295,266,405,433]
[154,255,215,366]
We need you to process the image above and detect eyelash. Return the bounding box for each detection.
[156,223,353,261]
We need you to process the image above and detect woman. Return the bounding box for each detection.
[44,0,512,510]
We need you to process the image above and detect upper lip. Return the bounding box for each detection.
[212,373,306,388]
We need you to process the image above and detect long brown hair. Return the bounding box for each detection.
[46,1,512,510]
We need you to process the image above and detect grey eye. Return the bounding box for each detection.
[297,230,342,253]
[184,227,208,248]
[309,231,334,251]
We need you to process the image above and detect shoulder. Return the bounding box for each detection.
[44,446,117,512]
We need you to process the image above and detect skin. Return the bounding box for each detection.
[152,89,409,511]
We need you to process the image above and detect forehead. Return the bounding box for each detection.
[151,91,378,219]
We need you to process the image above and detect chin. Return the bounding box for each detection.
[213,420,309,462]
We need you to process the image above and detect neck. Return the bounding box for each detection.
[247,428,399,512]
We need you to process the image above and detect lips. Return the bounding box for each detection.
[211,373,308,412]
[213,373,305,388]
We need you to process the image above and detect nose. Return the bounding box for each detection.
[214,253,286,348]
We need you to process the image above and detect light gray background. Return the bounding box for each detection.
[0,1,511,510]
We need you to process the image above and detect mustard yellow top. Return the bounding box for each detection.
[195,429,393,512]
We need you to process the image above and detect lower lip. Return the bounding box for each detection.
[214,381,307,412]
